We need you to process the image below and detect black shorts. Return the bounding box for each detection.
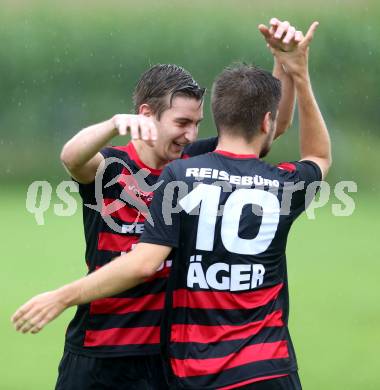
[235,372,302,390]
[55,350,169,390]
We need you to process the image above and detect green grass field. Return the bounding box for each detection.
[1,185,379,389]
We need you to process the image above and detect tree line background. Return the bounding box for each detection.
[1,0,379,192]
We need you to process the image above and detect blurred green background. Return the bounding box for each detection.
[1,0,379,389]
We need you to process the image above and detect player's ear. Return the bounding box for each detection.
[139,103,154,117]
[261,112,272,135]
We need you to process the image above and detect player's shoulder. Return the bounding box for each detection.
[182,137,218,158]
[101,144,133,160]
[176,152,215,166]
[166,153,215,177]
[265,159,322,184]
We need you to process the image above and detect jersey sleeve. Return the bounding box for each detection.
[277,160,322,217]
[182,137,218,158]
[277,160,322,185]
[140,165,181,248]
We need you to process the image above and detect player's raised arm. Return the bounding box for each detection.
[11,243,170,334]
[259,18,301,138]
[267,21,332,178]
[272,57,295,138]
[60,114,157,184]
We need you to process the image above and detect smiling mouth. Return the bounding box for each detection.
[173,142,188,148]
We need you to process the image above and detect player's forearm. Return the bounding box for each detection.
[56,252,150,308]
[273,59,295,138]
[60,117,117,170]
[294,74,331,163]
[11,244,170,334]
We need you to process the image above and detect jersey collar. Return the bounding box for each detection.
[214,149,258,159]
[124,142,163,176]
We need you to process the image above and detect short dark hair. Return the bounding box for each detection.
[133,64,205,119]
[211,64,281,141]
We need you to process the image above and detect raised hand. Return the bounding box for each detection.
[266,21,319,79]
[112,114,158,144]
[258,18,303,53]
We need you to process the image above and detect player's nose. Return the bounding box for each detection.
[184,125,198,144]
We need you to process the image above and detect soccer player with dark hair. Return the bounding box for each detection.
[12,19,318,390]
[57,63,208,390]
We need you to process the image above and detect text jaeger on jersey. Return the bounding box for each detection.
[187,255,265,291]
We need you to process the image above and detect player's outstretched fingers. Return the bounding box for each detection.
[283,26,296,45]
[30,324,43,334]
[269,18,280,28]
[113,114,128,135]
[149,121,158,141]
[145,122,157,146]
[129,118,140,140]
[20,318,36,334]
[118,121,127,136]
[29,309,55,334]
[19,306,44,333]
[295,30,304,43]
[258,24,271,41]
[11,307,24,325]
[140,118,151,141]
[12,303,34,331]
[274,20,290,39]
[16,309,39,333]
[302,21,319,46]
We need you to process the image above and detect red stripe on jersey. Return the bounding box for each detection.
[277,162,296,172]
[181,153,190,159]
[171,310,284,343]
[98,232,139,252]
[214,150,258,159]
[102,198,146,223]
[90,292,165,315]
[171,340,289,377]
[84,326,160,347]
[172,283,283,310]
[217,374,288,390]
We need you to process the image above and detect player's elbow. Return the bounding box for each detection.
[60,142,81,172]
[60,144,74,170]
[138,263,158,280]
[324,143,333,170]
[327,151,333,168]
[325,153,333,174]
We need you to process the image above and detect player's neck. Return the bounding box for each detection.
[132,140,168,170]
[216,136,261,157]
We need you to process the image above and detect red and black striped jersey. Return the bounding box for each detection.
[140,150,321,388]
[65,138,218,357]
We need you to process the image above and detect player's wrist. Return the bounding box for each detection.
[293,71,311,87]
[56,283,80,308]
